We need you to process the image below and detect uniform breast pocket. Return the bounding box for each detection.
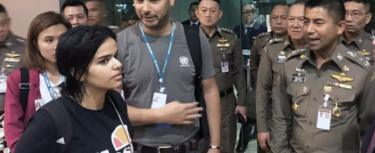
[286,84,310,117]
[330,92,357,127]
[216,49,234,66]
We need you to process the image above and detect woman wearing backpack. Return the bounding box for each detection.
[4,12,71,152]
[14,26,133,153]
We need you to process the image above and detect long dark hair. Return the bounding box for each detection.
[56,26,116,101]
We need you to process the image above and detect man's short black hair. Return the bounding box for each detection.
[270,3,289,13]
[291,0,306,6]
[198,0,220,5]
[61,0,88,16]
[344,0,371,12]
[305,0,345,22]
[189,1,199,10]
[0,4,7,14]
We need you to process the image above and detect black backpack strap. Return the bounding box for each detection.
[183,25,210,138]
[184,25,202,78]
[42,100,72,153]
[19,67,30,112]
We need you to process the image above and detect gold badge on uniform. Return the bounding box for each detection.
[216,38,230,50]
[330,82,352,89]
[292,102,300,112]
[360,50,370,56]
[4,51,21,63]
[332,103,341,117]
[330,73,353,83]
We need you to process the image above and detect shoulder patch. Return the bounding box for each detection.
[286,49,308,60]
[344,50,370,69]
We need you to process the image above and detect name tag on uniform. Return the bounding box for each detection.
[151,92,167,109]
[292,73,306,83]
[316,108,331,130]
[0,78,6,93]
[35,99,47,110]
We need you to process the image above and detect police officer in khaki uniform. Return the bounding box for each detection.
[0,4,25,113]
[246,4,289,153]
[361,39,375,153]
[272,0,371,152]
[256,1,308,152]
[196,0,247,152]
[341,0,374,64]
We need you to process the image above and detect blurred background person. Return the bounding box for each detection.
[85,0,108,26]
[0,3,25,113]
[181,1,200,27]
[342,0,374,64]
[61,0,88,27]
[4,11,70,153]
[0,3,25,152]
[233,4,267,57]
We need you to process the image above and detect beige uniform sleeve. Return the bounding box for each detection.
[233,38,247,106]
[255,45,273,132]
[270,61,292,153]
[360,67,375,137]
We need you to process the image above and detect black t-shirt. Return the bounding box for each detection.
[14,91,133,153]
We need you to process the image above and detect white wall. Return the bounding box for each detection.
[0,0,59,38]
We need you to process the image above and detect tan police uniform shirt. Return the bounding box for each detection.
[272,43,370,153]
[249,32,287,117]
[205,27,246,106]
[360,66,375,137]
[0,33,25,111]
[341,30,374,64]
[256,38,298,133]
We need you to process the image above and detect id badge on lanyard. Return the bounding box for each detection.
[221,54,229,73]
[151,87,167,109]
[316,94,332,130]
[0,68,7,93]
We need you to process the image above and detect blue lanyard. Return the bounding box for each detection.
[42,71,59,100]
[139,23,175,92]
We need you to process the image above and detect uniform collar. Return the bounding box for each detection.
[0,33,16,48]
[202,26,223,38]
[300,43,348,72]
[341,30,369,48]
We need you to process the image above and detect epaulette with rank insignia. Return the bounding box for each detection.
[286,49,308,60]
[16,38,25,43]
[268,37,284,44]
[344,50,370,69]
[257,32,269,38]
[219,27,234,34]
